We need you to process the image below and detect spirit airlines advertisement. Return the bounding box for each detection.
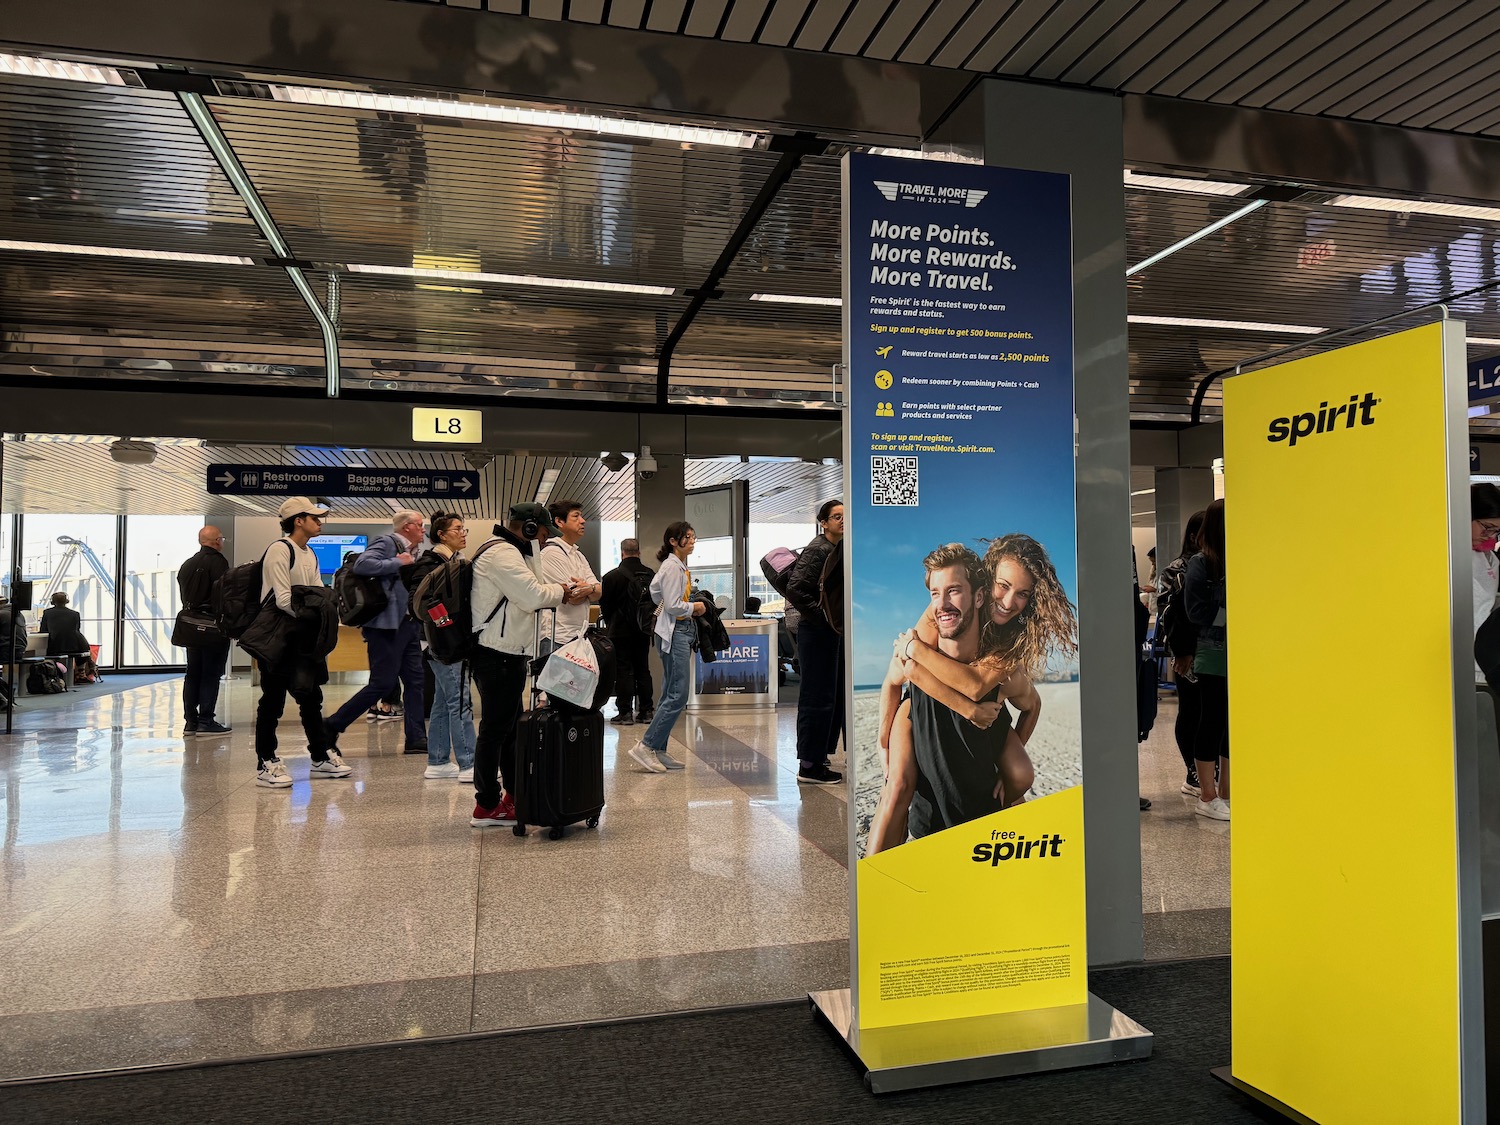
[842,154,1085,1029]
[1226,322,1475,1124]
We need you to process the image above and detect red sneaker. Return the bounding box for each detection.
[470,794,519,828]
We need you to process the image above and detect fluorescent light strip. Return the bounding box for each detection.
[1126,199,1268,276]
[347,263,673,297]
[750,293,842,306]
[0,52,128,86]
[1129,315,1326,335]
[269,85,761,149]
[0,239,253,266]
[1469,337,1500,346]
[534,468,561,505]
[866,146,983,165]
[1329,194,1500,224]
[1124,170,1252,197]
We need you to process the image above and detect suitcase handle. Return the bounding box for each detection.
[530,606,558,710]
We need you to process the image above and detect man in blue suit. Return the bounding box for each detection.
[324,510,428,755]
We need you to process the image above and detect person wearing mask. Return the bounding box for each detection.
[627,522,706,774]
[255,498,351,788]
[786,500,846,785]
[324,510,427,757]
[401,513,476,781]
[537,499,602,658]
[599,538,654,725]
[1184,499,1229,821]
[1471,484,1500,676]
[176,527,232,737]
[468,503,590,827]
[1156,510,1206,796]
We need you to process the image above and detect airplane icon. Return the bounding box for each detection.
[876,346,893,358]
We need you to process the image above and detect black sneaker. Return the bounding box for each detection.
[182,723,199,738]
[636,709,654,725]
[197,720,233,737]
[610,712,634,725]
[797,765,843,785]
[1181,770,1201,797]
[404,741,429,756]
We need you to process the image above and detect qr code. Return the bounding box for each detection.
[871,455,918,506]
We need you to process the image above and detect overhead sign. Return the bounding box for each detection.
[843,153,1085,1030]
[412,407,484,444]
[207,464,479,499]
[1467,354,1500,403]
[1225,322,1481,1122]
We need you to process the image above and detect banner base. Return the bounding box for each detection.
[809,988,1152,1094]
[1210,1067,1322,1124]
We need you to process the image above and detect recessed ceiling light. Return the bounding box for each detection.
[0,239,254,266]
[1124,170,1252,196]
[1329,194,1500,224]
[1129,315,1325,335]
[268,85,762,150]
[345,264,674,297]
[749,293,842,306]
[0,52,129,86]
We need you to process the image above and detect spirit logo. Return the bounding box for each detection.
[1267,392,1379,447]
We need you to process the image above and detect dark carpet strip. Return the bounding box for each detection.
[10,957,1279,1124]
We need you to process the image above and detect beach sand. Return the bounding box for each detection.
[850,681,1082,859]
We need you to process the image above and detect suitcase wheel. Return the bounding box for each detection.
[586,816,600,829]
[549,827,565,841]
[512,824,526,837]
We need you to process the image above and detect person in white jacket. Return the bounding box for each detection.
[468,503,590,828]
[628,521,706,774]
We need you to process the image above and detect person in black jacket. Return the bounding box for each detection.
[787,499,845,785]
[176,527,232,738]
[0,595,26,664]
[599,539,655,725]
[40,593,88,657]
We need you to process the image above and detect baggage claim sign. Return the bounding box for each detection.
[841,154,1086,1030]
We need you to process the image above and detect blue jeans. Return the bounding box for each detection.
[427,657,475,769]
[641,617,694,753]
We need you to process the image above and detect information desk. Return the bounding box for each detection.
[688,618,777,712]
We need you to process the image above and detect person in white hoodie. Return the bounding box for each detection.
[467,503,590,828]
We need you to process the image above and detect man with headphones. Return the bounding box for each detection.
[468,502,591,828]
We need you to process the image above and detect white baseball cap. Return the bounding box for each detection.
[277,496,332,520]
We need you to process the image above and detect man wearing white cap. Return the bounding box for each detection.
[253,497,352,788]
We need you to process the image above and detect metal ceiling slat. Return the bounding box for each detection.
[1241,0,1424,112]
[569,0,608,21]
[829,0,900,56]
[863,0,942,60]
[721,0,776,40]
[895,0,988,66]
[1053,0,1182,85]
[756,0,817,45]
[487,0,524,13]
[1395,61,1500,132]
[606,0,648,25]
[1429,86,1500,135]
[1069,1,1214,90]
[930,0,1037,70]
[983,0,1116,77]
[1267,0,1471,115]
[1128,1,1293,98]
[531,0,565,18]
[1200,0,1384,107]
[1344,30,1500,122]
[645,0,690,32]
[793,0,859,52]
[684,0,732,36]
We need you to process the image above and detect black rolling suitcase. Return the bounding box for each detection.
[513,612,606,839]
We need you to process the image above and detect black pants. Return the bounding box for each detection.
[182,641,229,723]
[327,620,426,747]
[255,656,330,764]
[795,612,845,768]
[1193,672,1229,764]
[1173,672,1200,773]
[470,646,529,810]
[612,630,654,717]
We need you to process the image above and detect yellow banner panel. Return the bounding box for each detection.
[1226,323,1462,1124]
[856,786,1087,1029]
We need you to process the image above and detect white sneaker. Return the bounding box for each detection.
[456,767,474,783]
[424,762,461,780]
[628,742,667,773]
[310,751,353,778]
[256,758,292,788]
[1195,797,1230,821]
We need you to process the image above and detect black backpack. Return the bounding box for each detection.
[213,541,291,639]
[1154,560,1196,660]
[410,541,504,665]
[634,570,660,634]
[27,660,67,695]
[334,547,389,627]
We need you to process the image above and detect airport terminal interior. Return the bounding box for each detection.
[6,0,1500,1119]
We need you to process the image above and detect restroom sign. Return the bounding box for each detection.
[412,408,483,444]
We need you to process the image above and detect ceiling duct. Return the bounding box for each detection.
[109,439,158,465]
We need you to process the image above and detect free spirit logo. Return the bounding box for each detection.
[873,180,989,208]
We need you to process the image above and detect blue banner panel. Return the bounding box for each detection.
[1470,355,1500,403]
[694,634,771,695]
[207,465,479,499]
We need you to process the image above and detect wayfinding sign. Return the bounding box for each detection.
[206,465,479,499]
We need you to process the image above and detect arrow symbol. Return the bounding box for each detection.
[216,473,236,487]
[457,478,473,493]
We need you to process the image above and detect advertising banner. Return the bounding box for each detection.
[694,634,771,695]
[1225,322,1478,1123]
[842,154,1085,1030]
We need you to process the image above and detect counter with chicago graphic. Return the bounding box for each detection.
[809,152,1151,1093]
[687,619,778,711]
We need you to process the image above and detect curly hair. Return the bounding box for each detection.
[978,533,1078,675]
[922,542,987,600]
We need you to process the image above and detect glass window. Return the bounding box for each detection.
[21,514,118,667]
[125,515,205,667]
[0,512,13,601]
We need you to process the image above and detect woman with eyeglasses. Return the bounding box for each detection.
[1471,484,1500,674]
[401,512,476,781]
[627,522,706,773]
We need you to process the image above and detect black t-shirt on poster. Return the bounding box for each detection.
[906,681,1010,840]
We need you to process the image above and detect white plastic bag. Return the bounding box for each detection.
[536,635,600,710]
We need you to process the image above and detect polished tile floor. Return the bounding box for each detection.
[0,675,1222,1080]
